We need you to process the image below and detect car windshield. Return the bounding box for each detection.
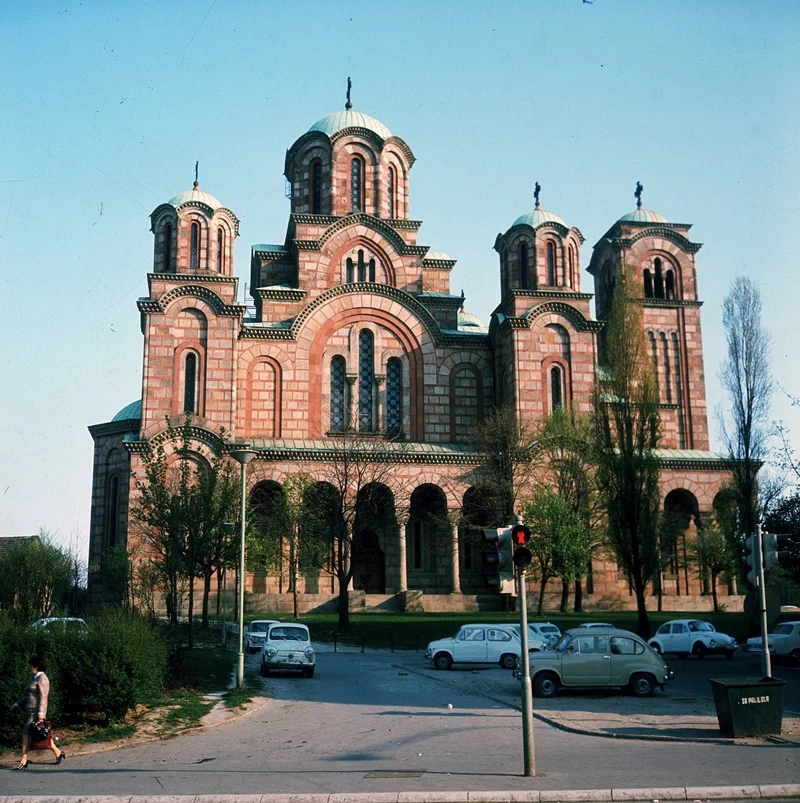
[250,622,272,633]
[269,626,308,641]
[553,633,572,651]
[688,621,714,632]
[774,624,794,635]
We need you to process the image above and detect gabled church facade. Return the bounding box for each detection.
[87,100,738,612]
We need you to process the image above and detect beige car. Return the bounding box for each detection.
[515,627,672,697]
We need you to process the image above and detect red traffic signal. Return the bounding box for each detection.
[513,546,533,569]
[511,523,531,546]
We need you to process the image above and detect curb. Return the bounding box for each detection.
[1,786,800,803]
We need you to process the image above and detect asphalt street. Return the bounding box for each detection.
[2,650,797,797]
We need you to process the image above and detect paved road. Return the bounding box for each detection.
[2,650,797,797]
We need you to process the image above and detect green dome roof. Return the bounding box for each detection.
[458,310,488,332]
[168,182,222,211]
[112,399,141,422]
[619,207,667,224]
[512,207,567,229]
[309,110,392,140]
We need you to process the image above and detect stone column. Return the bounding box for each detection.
[345,519,355,591]
[448,510,462,594]
[346,375,358,430]
[395,509,410,593]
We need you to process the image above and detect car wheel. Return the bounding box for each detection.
[693,643,707,660]
[500,653,517,670]
[533,672,559,698]
[303,667,315,678]
[649,642,662,655]
[789,649,800,666]
[630,672,656,697]
[434,652,453,671]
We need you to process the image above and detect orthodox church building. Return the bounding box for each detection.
[88,97,737,612]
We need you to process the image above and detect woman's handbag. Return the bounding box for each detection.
[30,720,53,750]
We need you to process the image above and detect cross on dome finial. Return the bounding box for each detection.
[635,181,643,209]
[345,77,352,111]
[193,161,199,189]
[534,181,541,209]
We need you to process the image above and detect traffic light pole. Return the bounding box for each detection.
[517,564,535,777]
[755,529,772,678]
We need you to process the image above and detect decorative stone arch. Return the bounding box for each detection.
[399,475,462,510]
[324,235,398,287]
[160,285,229,317]
[244,355,282,439]
[628,227,697,253]
[524,301,600,333]
[660,476,703,503]
[294,141,333,214]
[638,248,684,301]
[299,300,428,440]
[139,418,227,447]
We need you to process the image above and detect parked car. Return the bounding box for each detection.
[31,617,88,634]
[745,621,800,664]
[514,627,672,697]
[259,623,315,677]
[648,619,737,659]
[426,623,527,670]
[578,622,616,629]
[527,622,562,648]
[506,624,550,652]
[245,619,280,653]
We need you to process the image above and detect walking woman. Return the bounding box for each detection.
[8,655,65,770]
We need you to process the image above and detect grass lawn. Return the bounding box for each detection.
[237,608,779,649]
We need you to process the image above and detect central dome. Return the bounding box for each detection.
[513,207,567,229]
[308,110,392,140]
[168,182,222,211]
[619,207,668,224]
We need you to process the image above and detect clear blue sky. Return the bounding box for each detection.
[2,1,799,550]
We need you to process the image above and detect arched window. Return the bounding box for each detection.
[350,157,363,213]
[311,160,322,214]
[502,249,509,292]
[217,228,224,272]
[163,223,172,272]
[660,332,672,403]
[519,242,529,289]
[665,269,675,300]
[368,258,375,282]
[654,258,665,299]
[648,331,658,383]
[330,356,346,432]
[550,365,563,410]
[387,165,396,218]
[357,249,366,282]
[547,241,556,285]
[386,357,403,435]
[184,351,198,413]
[346,258,354,284]
[568,247,575,288]
[107,475,119,548]
[190,222,200,269]
[643,268,653,298]
[358,330,374,431]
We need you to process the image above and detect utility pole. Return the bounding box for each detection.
[517,562,535,776]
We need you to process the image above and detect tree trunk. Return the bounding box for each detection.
[216,565,223,616]
[538,575,548,616]
[634,583,650,639]
[573,579,583,613]
[201,570,212,629]
[711,572,719,612]
[559,578,569,612]
[337,571,350,631]
[291,528,299,619]
[187,577,195,649]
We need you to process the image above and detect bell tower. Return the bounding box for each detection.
[588,184,708,450]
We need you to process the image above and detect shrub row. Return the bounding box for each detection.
[0,609,168,745]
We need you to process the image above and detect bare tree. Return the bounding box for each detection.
[717,276,772,550]
[592,270,662,638]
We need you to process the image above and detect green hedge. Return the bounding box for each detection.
[0,609,168,745]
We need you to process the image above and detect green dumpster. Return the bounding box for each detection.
[709,676,786,737]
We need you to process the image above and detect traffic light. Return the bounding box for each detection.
[510,522,533,569]
[762,533,779,570]
[481,528,515,594]
[745,532,760,586]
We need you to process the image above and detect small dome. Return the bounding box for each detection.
[512,207,567,229]
[168,182,222,211]
[458,310,488,332]
[112,399,142,422]
[619,207,667,224]
[308,110,392,140]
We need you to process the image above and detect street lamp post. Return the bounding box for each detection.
[220,522,234,648]
[230,447,258,689]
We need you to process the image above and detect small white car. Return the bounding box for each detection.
[260,623,315,677]
[426,623,527,670]
[648,619,737,659]
[245,619,280,653]
[578,622,616,629]
[32,617,88,634]
[506,624,550,652]
[527,622,562,648]
[745,621,800,664]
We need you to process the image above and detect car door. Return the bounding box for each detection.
[452,627,487,663]
[670,623,690,653]
[654,623,671,651]
[487,627,515,661]
[560,635,611,685]
[609,636,646,685]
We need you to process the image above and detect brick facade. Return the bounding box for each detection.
[87,106,736,611]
